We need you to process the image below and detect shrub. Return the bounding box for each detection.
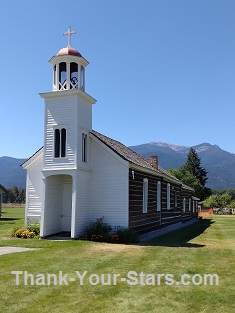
[115,227,138,244]
[87,217,112,241]
[14,228,35,238]
[11,226,21,237]
[12,222,40,239]
[27,223,40,236]
[110,234,119,243]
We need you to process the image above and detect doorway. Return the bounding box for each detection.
[44,174,72,236]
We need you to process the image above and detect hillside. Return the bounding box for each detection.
[129,142,235,190]
[0,157,26,188]
[1,142,235,190]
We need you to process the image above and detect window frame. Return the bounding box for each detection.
[157,181,161,212]
[174,190,178,208]
[183,198,186,212]
[82,132,88,163]
[143,178,148,213]
[167,183,171,210]
[54,127,67,159]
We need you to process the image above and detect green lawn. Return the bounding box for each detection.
[0,208,234,313]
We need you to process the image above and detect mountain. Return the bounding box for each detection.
[129,142,235,190]
[1,142,235,190]
[0,157,27,188]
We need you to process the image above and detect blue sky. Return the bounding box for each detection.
[0,0,235,158]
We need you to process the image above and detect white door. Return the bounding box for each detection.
[62,183,72,232]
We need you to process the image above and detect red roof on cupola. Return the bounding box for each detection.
[57,46,82,57]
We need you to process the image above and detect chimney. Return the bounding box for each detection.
[150,155,158,170]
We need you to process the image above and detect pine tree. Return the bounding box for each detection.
[184,148,211,200]
[184,148,208,186]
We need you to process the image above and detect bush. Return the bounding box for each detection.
[87,217,112,241]
[116,227,138,244]
[27,223,40,236]
[12,222,40,239]
[86,218,139,244]
[15,229,35,239]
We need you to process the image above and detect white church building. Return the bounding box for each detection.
[22,28,197,239]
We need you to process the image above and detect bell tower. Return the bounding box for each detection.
[49,26,88,92]
[40,27,96,171]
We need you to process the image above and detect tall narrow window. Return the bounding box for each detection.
[174,191,178,208]
[61,128,66,157]
[54,129,60,158]
[183,198,186,212]
[167,183,171,210]
[54,128,66,158]
[157,181,161,212]
[82,133,87,162]
[143,178,148,213]
[189,198,191,211]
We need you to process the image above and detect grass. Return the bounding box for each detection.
[0,208,235,313]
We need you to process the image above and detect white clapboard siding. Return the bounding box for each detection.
[77,96,92,130]
[76,97,92,170]
[89,138,129,230]
[25,152,43,222]
[44,94,92,170]
[44,96,77,169]
[73,171,91,237]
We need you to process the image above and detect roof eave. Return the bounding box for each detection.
[21,147,43,169]
[0,184,7,193]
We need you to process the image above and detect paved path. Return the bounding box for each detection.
[0,247,39,256]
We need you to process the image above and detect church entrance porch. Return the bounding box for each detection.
[42,174,72,237]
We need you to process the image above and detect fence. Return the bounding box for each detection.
[198,208,213,218]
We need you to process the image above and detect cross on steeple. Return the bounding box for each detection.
[63,26,76,47]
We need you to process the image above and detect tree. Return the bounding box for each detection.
[168,166,204,199]
[169,148,211,200]
[228,200,235,208]
[184,148,211,200]
[2,187,26,204]
[204,194,220,208]
[220,193,232,207]
[184,148,208,186]
[204,193,231,208]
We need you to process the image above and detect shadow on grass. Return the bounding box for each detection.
[141,219,214,248]
[0,218,21,221]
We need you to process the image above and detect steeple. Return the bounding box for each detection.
[49,26,88,92]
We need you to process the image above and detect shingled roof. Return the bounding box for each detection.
[91,130,182,184]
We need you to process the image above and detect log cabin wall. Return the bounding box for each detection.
[181,188,198,222]
[129,169,160,234]
[161,181,182,227]
[129,168,197,235]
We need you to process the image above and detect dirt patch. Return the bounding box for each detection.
[84,242,143,253]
